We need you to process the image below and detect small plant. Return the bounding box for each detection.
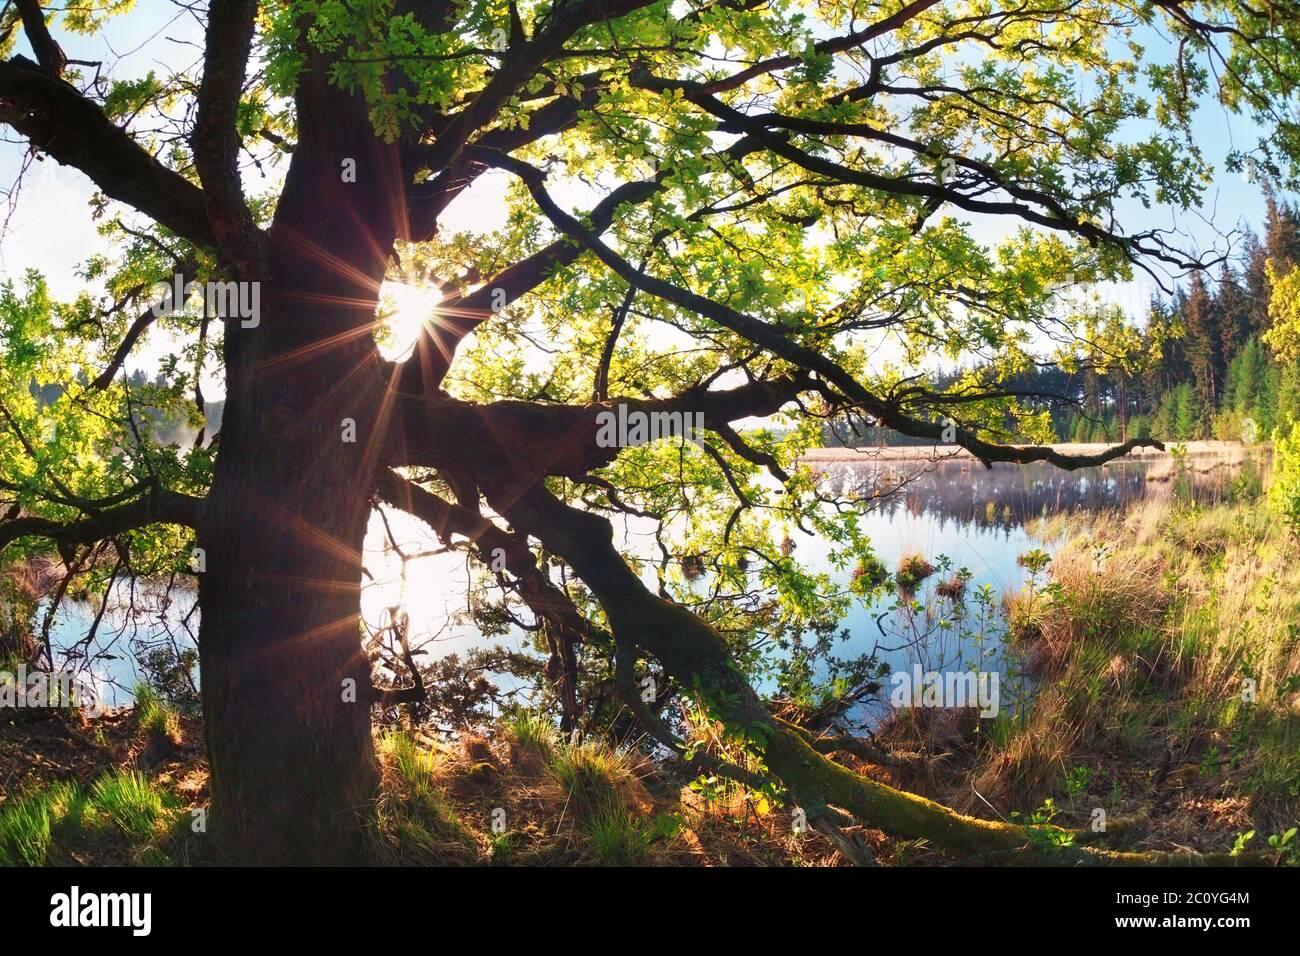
[935,569,971,601]
[1198,746,1221,779]
[850,554,890,594]
[133,684,182,747]
[1011,799,1076,851]
[487,828,520,861]
[895,553,936,591]
[687,773,727,805]
[1017,548,1052,578]
[381,730,438,790]
[1267,827,1297,865]
[0,771,182,866]
[1064,765,1093,798]
[1230,829,1256,857]
[90,770,177,842]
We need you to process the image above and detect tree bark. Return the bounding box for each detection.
[194,53,404,861]
[196,303,388,864]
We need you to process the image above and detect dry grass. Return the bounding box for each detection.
[963,496,1300,852]
[362,713,849,866]
[1007,530,1169,678]
[895,553,936,592]
[3,705,854,866]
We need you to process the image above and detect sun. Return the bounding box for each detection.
[376,278,443,361]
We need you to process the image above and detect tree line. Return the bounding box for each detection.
[825,188,1300,449]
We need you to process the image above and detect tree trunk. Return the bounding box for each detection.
[197,322,387,864]
[192,94,403,860]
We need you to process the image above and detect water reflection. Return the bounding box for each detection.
[806,449,1267,728]
[42,447,1265,715]
[815,454,1261,530]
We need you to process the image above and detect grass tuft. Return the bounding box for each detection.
[0,780,81,866]
[370,731,476,865]
[895,553,936,591]
[0,769,181,866]
[975,497,1300,844]
[548,736,638,821]
[89,769,179,842]
[133,684,183,748]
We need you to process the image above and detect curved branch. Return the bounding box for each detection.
[0,489,205,552]
[481,149,1166,470]
[0,56,214,247]
[485,480,1258,864]
[192,0,264,275]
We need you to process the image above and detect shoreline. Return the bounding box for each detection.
[799,439,1262,464]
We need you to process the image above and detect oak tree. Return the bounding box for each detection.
[2,0,1297,862]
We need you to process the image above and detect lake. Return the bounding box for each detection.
[43,444,1266,717]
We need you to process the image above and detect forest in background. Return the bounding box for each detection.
[826,188,1300,448]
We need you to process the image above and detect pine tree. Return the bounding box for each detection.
[1172,383,1199,440]
[1263,185,1300,268]
[1242,227,1273,336]
[1184,271,1222,409]
[1214,265,1251,363]
[1230,337,1263,413]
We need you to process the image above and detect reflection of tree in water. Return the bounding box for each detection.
[815,457,1250,529]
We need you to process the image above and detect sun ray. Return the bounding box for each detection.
[375,278,444,361]
[250,323,378,379]
[257,573,362,594]
[279,228,387,296]
[240,490,367,568]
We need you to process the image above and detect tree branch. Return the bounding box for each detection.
[14,0,65,75]
[386,374,811,479]
[481,149,1167,470]
[484,480,1256,864]
[192,0,264,275]
[0,56,214,246]
[0,490,205,552]
[87,258,202,391]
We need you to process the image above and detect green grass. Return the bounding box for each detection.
[507,709,558,755]
[0,770,181,866]
[587,806,653,865]
[382,727,439,787]
[371,732,475,864]
[133,683,182,747]
[989,497,1300,837]
[0,780,81,866]
[90,770,178,841]
[548,737,634,820]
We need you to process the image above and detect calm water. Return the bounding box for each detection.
[800,453,1258,724]
[44,450,1262,712]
